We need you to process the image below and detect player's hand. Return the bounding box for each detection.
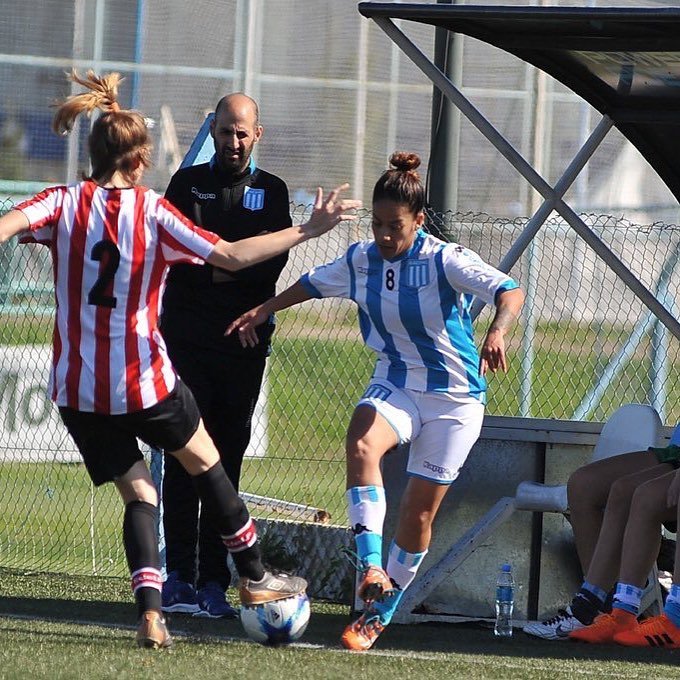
[667,469,680,508]
[479,329,507,376]
[300,184,361,239]
[225,305,268,348]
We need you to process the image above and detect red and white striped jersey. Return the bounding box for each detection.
[16,180,220,414]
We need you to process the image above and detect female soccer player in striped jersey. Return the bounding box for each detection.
[228,151,525,651]
[0,70,360,649]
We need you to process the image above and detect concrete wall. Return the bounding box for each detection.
[381,415,672,623]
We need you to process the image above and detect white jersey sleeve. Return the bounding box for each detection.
[15,185,67,244]
[155,195,219,265]
[441,243,518,305]
[299,247,355,299]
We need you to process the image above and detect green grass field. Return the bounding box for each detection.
[2,314,680,579]
[1,571,679,680]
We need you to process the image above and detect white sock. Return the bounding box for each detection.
[385,540,428,591]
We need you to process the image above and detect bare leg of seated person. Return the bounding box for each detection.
[616,474,680,649]
[571,471,676,644]
[524,452,671,640]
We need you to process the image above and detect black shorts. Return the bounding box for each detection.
[59,379,201,486]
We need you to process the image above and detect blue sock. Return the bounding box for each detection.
[355,533,383,568]
[373,587,404,626]
[612,582,642,615]
[665,584,680,628]
[581,581,608,607]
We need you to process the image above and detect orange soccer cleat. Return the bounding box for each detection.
[341,611,386,651]
[569,608,637,644]
[614,614,680,649]
[357,564,392,604]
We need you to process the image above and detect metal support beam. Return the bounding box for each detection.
[470,114,614,320]
[393,496,516,623]
[372,16,680,341]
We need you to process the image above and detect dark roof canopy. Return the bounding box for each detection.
[358,3,680,203]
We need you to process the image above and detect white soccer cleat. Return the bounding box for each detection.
[523,606,586,640]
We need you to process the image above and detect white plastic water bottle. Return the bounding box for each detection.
[494,563,514,637]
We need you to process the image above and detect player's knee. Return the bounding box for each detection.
[567,466,597,510]
[346,435,379,465]
[607,475,640,510]
[629,483,665,522]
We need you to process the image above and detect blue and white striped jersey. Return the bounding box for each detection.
[300,229,519,402]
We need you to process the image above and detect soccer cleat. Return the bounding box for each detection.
[136,610,173,649]
[569,608,637,644]
[523,606,586,640]
[161,571,200,614]
[341,611,385,651]
[194,582,239,619]
[357,565,392,604]
[239,570,307,605]
[614,614,680,648]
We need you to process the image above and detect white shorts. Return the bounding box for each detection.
[357,379,484,484]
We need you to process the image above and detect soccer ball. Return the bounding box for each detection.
[240,592,311,646]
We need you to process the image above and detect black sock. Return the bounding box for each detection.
[123,500,162,618]
[192,463,264,581]
[571,588,605,625]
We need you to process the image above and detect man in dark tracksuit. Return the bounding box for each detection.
[159,93,291,618]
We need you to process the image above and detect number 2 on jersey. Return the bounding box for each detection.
[88,240,120,308]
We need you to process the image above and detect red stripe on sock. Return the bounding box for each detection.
[131,567,163,593]
[222,518,257,553]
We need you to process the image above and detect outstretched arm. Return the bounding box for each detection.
[479,287,524,376]
[225,281,314,348]
[0,210,30,244]
[206,184,360,271]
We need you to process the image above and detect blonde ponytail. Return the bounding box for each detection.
[52,69,124,135]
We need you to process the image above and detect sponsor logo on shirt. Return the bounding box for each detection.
[423,460,452,477]
[191,186,217,200]
[405,260,429,288]
[243,186,265,211]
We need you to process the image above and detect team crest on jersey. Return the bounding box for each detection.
[243,186,265,211]
[404,260,429,288]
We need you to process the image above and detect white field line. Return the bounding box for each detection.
[0,612,657,678]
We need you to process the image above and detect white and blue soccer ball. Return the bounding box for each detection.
[240,592,311,646]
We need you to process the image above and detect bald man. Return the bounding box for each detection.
[159,94,292,618]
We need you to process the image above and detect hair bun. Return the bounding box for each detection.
[389,151,421,172]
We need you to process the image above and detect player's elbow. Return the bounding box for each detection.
[208,240,248,272]
[496,286,524,309]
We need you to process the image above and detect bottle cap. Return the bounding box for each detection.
[501,563,511,571]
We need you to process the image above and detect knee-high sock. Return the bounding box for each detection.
[192,462,264,581]
[374,541,428,625]
[123,500,163,617]
[346,486,386,568]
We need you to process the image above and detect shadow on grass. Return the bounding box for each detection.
[2,595,680,667]
[373,618,680,666]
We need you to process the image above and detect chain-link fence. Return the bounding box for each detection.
[1,196,679,600]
